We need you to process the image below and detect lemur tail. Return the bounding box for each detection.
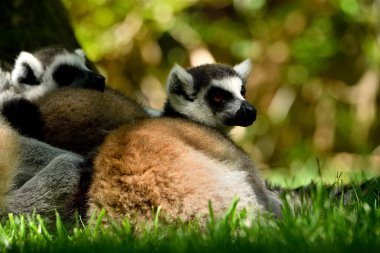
[0,117,20,210]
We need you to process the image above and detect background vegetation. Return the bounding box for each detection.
[61,0,380,186]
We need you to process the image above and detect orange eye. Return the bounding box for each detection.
[214,94,224,103]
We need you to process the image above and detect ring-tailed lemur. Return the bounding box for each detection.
[1,60,281,224]
[0,115,90,221]
[1,47,106,138]
[6,61,255,156]
[86,60,282,225]
[0,47,106,220]
[34,87,149,155]
[10,47,105,101]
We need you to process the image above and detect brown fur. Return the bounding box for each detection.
[87,117,282,225]
[0,117,20,210]
[37,88,148,155]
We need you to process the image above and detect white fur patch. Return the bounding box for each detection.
[11,52,43,87]
[212,77,245,100]
[74,48,86,59]
[23,52,88,101]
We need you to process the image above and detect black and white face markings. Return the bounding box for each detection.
[165,59,257,132]
[10,47,105,101]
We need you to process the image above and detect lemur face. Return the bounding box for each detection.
[166,59,256,131]
[10,47,105,100]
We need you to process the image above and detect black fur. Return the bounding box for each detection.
[72,158,94,219]
[206,86,233,112]
[18,63,40,85]
[53,64,82,87]
[1,98,44,138]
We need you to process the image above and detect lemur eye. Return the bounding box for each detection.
[213,94,224,103]
[241,86,246,97]
[207,87,233,108]
[53,64,82,86]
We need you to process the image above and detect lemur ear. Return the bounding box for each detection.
[74,48,85,58]
[74,48,86,63]
[233,59,252,81]
[11,52,43,86]
[167,64,194,94]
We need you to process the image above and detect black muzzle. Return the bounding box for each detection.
[225,101,257,127]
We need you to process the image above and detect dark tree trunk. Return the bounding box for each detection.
[0,0,80,63]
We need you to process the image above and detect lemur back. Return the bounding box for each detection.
[86,60,282,225]
[88,118,281,224]
[37,87,148,155]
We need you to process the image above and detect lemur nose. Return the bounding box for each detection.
[94,74,105,84]
[235,101,257,126]
[91,74,106,91]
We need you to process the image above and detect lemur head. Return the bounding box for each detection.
[163,59,256,132]
[10,47,105,100]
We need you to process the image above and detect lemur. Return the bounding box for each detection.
[0,60,281,224]
[34,87,149,155]
[0,47,106,220]
[86,60,282,225]
[0,116,89,221]
[10,47,105,100]
[1,47,106,138]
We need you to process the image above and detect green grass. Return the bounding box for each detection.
[1,181,380,253]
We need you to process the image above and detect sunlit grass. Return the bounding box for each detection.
[1,180,379,253]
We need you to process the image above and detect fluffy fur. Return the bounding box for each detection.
[87,118,282,224]
[36,87,148,155]
[0,117,20,211]
[1,135,89,220]
[86,61,281,225]
[164,60,256,132]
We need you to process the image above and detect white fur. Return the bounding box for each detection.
[19,51,88,101]
[74,48,86,59]
[233,59,252,80]
[169,87,222,128]
[212,77,245,100]
[11,52,43,87]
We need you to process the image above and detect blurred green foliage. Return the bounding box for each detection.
[62,0,380,186]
